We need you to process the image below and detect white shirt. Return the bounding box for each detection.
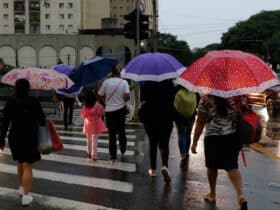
[98,77,130,112]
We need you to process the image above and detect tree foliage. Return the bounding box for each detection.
[220,10,280,68]
[157,33,193,66]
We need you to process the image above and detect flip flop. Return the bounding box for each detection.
[204,194,216,204]
[239,197,248,210]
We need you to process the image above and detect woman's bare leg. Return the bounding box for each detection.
[22,163,32,195]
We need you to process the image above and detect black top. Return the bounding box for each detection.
[0,96,46,163]
[140,80,175,123]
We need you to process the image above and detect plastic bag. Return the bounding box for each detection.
[48,120,63,152]
[38,121,53,154]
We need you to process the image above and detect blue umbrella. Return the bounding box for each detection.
[52,64,74,76]
[70,56,119,86]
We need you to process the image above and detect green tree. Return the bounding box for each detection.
[221,10,280,68]
[157,33,193,66]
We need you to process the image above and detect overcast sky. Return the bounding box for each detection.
[158,0,280,49]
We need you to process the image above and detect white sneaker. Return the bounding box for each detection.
[21,194,33,206]
[18,186,23,196]
[161,166,171,183]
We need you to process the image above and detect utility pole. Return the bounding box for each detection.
[133,0,141,121]
[152,0,158,52]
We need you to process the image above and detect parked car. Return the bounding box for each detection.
[247,84,280,139]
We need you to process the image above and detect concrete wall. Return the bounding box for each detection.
[0,34,134,67]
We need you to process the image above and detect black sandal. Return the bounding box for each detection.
[239,197,248,210]
[204,194,216,204]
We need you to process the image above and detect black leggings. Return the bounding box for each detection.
[144,121,173,170]
[105,106,127,160]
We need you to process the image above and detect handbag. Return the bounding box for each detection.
[48,120,63,152]
[38,120,53,154]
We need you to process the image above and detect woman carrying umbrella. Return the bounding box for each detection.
[122,52,185,183]
[178,50,279,210]
[0,79,46,206]
[191,95,248,209]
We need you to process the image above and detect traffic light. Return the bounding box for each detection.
[124,9,149,41]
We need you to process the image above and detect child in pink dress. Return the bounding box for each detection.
[80,90,107,161]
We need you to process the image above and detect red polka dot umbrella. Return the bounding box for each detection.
[176,50,279,98]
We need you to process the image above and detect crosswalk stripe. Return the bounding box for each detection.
[2,149,136,172]
[63,144,135,156]
[0,163,133,193]
[57,131,137,139]
[59,135,135,146]
[2,139,135,156]
[55,124,135,132]
[0,186,121,210]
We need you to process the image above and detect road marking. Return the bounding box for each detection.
[0,163,133,193]
[55,124,135,132]
[0,186,121,210]
[251,143,280,160]
[63,144,135,156]
[56,130,136,139]
[2,149,136,172]
[60,135,135,146]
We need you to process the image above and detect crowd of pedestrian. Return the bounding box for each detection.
[0,57,261,210]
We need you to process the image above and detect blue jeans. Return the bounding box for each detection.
[175,115,196,157]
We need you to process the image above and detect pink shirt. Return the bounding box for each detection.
[80,103,107,134]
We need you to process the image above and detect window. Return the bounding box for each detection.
[59,3,64,8]
[59,14,64,19]
[68,3,73,9]
[3,3,8,8]
[4,25,8,31]
[30,23,40,33]
[45,14,50,19]
[3,14,8,19]
[59,25,64,31]
[15,24,25,33]
[44,2,50,8]
[68,14,73,19]
[68,25,73,30]
[45,25,50,30]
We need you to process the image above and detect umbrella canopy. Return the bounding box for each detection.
[1,67,74,90]
[55,84,82,97]
[176,50,279,98]
[121,52,185,82]
[70,56,119,86]
[51,64,74,76]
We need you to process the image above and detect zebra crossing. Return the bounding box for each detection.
[0,105,145,210]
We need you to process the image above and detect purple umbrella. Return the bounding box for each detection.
[121,52,185,82]
[52,64,74,76]
[56,84,82,97]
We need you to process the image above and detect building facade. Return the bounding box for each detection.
[0,0,155,67]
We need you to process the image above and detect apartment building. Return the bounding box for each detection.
[0,0,110,34]
[0,0,155,67]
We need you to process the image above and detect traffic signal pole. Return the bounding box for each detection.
[133,0,140,121]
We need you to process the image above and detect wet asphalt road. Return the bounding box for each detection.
[0,102,280,210]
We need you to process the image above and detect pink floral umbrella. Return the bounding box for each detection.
[177,50,279,98]
[1,67,74,90]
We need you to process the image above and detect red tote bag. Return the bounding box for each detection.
[48,120,63,152]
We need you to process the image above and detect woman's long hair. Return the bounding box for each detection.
[214,96,228,117]
[84,90,96,108]
[15,78,30,98]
